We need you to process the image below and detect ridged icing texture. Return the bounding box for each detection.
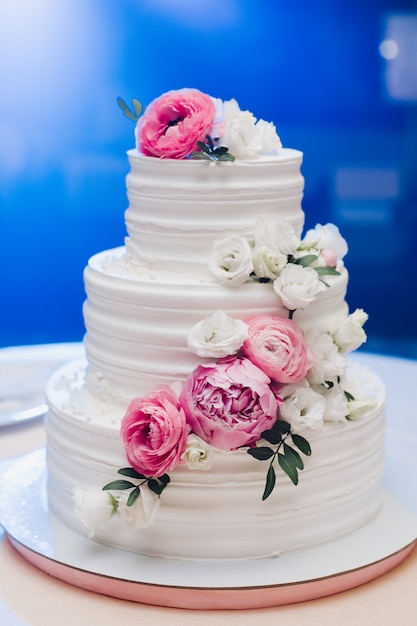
[46,360,385,561]
[82,247,349,397]
[124,149,305,269]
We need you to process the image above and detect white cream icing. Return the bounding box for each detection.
[45,144,386,562]
[46,360,385,561]
[124,149,305,270]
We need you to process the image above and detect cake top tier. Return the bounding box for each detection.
[119,88,283,161]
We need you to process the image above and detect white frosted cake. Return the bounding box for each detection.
[45,89,385,561]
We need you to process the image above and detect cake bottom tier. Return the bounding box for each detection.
[45,360,386,561]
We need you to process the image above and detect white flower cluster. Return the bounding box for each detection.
[192,219,370,434]
[212,98,282,159]
[209,218,348,312]
[73,483,160,538]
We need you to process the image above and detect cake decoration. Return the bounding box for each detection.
[89,213,370,530]
[117,88,282,160]
[46,88,384,560]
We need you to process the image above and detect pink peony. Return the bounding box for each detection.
[137,88,216,159]
[241,315,313,384]
[121,385,190,477]
[179,356,279,450]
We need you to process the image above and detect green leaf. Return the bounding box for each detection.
[132,98,142,118]
[148,478,163,496]
[247,446,274,461]
[314,266,341,276]
[319,279,331,288]
[262,465,276,500]
[206,135,214,151]
[118,467,146,480]
[344,390,355,401]
[261,428,282,445]
[278,453,299,485]
[196,140,211,155]
[117,96,139,122]
[294,254,318,267]
[291,434,312,456]
[127,487,141,506]
[218,153,235,161]
[271,420,291,435]
[283,443,304,470]
[102,479,136,491]
[190,151,210,160]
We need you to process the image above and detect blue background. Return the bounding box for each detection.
[1,0,416,356]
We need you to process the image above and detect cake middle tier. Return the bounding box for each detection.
[83,247,349,398]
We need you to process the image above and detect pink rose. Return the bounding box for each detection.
[179,356,279,450]
[241,315,313,384]
[137,88,216,159]
[121,385,190,477]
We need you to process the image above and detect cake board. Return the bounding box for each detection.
[0,448,416,610]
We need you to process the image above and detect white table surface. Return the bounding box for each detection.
[0,344,417,625]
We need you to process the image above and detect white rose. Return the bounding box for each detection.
[255,216,300,255]
[347,396,377,420]
[223,98,255,124]
[252,243,287,280]
[182,434,214,470]
[222,118,262,160]
[209,235,254,287]
[220,99,261,159]
[302,223,348,260]
[279,379,326,433]
[73,488,117,538]
[319,385,349,423]
[187,311,248,358]
[117,484,160,529]
[332,308,368,353]
[305,330,347,385]
[255,119,282,154]
[273,263,326,310]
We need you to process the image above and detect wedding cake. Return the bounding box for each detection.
[45,89,385,560]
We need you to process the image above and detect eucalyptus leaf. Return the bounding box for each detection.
[118,467,146,480]
[247,446,274,461]
[271,420,291,435]
[291,434,312,456]
[278,453,299,485]
[261,428,282,445]
[190,151,210,160]
[283,443,304,470]
[218,153,235,161]
[148,478,163,496]
[314,266,341,276]
[159,474,171,484]
[319,279,331,288]
[132,98,143,117]
[262,465,276,500]
[102,479,136,491]
[295,254,318,267]
[196,141,211,155]
[127,487,141,507]
[116,97,139,122]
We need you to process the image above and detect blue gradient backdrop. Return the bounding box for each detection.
[1,0,416,356]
